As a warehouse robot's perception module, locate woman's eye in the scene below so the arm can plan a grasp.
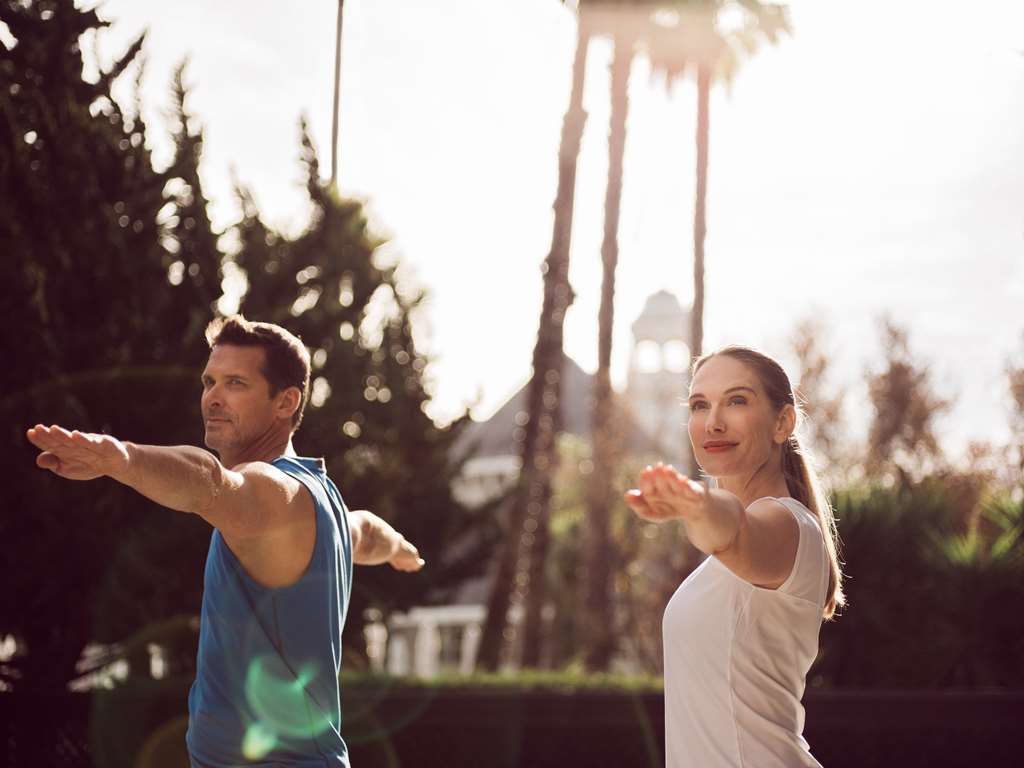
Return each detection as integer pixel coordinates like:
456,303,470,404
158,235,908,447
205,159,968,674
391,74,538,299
690,402,708,411
729,397,747,405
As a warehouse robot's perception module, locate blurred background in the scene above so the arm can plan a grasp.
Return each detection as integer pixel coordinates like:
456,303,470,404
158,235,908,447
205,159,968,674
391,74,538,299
2,0,1023,766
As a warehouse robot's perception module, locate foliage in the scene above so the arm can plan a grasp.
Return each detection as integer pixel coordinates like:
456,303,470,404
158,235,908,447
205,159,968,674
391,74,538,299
865,320,950,482
542,435,687,674
789,317,850,485
0,0,215,691
1005,335,1024,481
814,480,1024,688
0,0,496,691
232,122,500,659
339,667,664,693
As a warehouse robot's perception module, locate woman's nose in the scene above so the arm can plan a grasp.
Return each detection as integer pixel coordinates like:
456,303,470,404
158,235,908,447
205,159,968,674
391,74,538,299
706,405,726,433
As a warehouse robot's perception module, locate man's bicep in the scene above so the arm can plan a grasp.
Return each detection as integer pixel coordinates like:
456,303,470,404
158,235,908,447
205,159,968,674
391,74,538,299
347,509,364,554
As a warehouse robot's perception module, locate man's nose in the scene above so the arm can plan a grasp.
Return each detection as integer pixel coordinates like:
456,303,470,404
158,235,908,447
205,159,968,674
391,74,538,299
203,386,223,408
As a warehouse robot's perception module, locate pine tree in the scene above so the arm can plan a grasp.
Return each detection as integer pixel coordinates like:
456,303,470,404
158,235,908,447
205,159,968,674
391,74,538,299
235,121,498,660
0,0,221,690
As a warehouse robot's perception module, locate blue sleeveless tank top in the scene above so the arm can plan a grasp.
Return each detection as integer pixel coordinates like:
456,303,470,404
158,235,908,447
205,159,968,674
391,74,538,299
186,456,353,767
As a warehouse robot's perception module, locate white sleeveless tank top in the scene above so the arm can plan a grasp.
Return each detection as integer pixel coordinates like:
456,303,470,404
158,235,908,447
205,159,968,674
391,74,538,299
662,497,828,768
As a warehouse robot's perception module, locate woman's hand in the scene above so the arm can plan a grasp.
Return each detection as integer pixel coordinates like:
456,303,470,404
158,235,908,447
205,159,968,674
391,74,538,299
624,463,708,523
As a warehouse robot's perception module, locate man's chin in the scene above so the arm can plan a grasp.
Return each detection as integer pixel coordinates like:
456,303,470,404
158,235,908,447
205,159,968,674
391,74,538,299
203,431,227,452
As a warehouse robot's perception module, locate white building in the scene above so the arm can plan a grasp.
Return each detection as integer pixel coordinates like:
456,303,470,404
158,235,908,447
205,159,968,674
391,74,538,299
371,291,693,676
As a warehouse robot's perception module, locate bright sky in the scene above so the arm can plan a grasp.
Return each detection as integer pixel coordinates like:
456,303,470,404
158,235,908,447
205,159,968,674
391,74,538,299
82,0,1024,457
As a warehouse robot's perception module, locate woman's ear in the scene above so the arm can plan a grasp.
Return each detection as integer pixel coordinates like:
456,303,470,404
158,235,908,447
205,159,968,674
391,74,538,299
775,404,797,445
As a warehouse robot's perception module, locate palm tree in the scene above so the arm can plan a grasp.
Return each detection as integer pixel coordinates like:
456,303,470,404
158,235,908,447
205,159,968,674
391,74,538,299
575,4,644,671
330,0,345,190
477,9,594,672
643,0,790,477
572,1,790,668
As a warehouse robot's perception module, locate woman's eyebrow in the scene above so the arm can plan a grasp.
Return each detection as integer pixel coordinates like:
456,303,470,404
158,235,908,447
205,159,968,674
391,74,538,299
688,386,757,400
725,386,756,396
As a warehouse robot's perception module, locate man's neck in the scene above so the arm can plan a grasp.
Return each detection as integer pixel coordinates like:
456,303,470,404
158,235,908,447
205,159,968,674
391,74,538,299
219,424,295,469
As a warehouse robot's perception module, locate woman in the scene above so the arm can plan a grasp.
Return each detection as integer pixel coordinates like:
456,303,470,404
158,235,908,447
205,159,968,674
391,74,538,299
625,346,844,768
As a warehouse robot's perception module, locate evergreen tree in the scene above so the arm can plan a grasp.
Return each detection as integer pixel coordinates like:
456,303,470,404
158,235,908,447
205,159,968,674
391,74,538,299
89,60,225,679
235,121,499,660
0,0,221,690
1,0,492,696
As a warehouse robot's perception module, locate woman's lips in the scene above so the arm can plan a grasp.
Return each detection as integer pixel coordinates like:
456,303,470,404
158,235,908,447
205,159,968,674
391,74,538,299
704,442,737,453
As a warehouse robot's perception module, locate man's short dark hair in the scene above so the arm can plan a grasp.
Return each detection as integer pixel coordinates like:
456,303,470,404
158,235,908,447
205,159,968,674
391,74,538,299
205,315,311,429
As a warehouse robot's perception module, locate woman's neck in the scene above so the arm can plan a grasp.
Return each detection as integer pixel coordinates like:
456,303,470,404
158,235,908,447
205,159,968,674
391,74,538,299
715,456,790,508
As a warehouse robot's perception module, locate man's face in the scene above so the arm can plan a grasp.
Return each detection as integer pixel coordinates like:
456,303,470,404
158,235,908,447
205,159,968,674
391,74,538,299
200,344,279,454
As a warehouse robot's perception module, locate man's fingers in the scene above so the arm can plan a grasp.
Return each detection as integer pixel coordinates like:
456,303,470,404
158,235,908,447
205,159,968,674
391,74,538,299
27,425,72,452
391,540,425,572
393,554,425,572
26,426,54,450
36,452,60,471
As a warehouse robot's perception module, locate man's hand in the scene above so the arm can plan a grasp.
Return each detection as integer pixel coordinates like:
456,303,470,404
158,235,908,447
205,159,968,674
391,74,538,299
388,538,425,573
624,463,708,523
349,509,426,571
26,424,130,481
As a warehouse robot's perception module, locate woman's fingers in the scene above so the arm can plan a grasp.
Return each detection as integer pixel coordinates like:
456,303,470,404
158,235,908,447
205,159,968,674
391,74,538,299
650,467,676,498
624,489,646,510
638,468,657,498
624,490,662,521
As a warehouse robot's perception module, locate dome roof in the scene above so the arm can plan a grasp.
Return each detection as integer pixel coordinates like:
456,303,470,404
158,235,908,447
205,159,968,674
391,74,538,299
640,290,685,319
631,290,690,341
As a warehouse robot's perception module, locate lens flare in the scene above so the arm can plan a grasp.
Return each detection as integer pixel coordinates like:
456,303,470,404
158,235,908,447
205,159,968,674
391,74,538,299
242,721,278,760
245,654,333,739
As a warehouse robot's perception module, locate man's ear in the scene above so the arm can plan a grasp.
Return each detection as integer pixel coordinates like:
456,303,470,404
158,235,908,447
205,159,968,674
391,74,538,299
775,404,797,445
275,386,302,422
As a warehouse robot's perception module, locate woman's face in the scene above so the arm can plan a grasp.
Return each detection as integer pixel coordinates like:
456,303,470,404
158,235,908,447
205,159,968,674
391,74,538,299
687,355,791,478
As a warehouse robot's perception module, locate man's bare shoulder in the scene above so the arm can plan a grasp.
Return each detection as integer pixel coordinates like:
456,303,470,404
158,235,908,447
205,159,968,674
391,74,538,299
232,460,295,487
217,461,313,539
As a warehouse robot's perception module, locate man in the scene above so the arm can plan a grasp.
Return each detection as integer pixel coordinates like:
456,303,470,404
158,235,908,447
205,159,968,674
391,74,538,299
26,315,423,766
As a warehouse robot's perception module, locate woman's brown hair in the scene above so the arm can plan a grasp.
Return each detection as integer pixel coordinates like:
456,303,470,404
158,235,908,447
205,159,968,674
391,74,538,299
693,345,845,619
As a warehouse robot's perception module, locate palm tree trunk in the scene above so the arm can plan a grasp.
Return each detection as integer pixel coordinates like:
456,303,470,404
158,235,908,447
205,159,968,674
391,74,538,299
330,0,344,190
476,17,591,672
687,62,710,480
583,34,633,673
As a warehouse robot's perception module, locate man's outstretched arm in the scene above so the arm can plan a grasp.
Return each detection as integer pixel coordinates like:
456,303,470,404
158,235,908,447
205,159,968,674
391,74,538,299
349,509,425,571
25,424,299,539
